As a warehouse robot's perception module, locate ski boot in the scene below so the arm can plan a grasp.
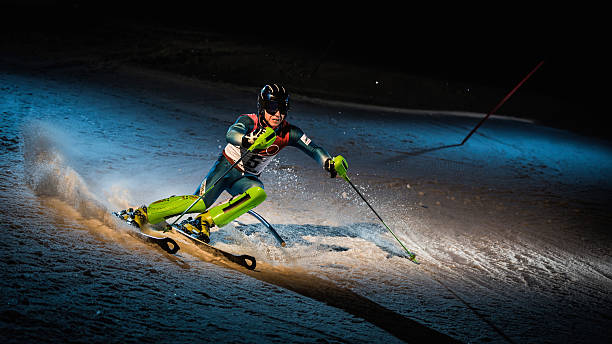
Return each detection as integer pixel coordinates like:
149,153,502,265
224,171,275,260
178,214,211,243
113,205,148,228
175,186,267,243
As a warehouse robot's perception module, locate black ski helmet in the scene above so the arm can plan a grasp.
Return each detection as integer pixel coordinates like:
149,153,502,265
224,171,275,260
257,84,289,121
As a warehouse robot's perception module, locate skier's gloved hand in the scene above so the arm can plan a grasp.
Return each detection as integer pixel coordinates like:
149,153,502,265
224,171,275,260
324,155,348,179
324,158,337,178
241,127,264,147
242,127,276,151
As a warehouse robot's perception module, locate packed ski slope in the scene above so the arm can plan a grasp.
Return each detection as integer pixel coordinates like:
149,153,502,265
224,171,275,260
1,65,611,343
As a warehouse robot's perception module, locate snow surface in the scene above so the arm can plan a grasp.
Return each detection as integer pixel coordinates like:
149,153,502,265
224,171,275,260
1,65,611,343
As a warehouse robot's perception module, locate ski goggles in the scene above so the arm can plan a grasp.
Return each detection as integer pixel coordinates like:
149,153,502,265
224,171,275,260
262,100,288,115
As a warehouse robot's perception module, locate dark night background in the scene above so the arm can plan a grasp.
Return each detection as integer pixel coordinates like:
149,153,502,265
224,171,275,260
2,2,612,344
1,1,607,140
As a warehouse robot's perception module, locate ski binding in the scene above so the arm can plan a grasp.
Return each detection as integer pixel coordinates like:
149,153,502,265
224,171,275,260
170,218,256,270
112,209,179,254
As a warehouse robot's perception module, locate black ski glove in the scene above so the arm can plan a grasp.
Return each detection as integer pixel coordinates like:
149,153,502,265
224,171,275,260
324,158,337,178
241,127,266,148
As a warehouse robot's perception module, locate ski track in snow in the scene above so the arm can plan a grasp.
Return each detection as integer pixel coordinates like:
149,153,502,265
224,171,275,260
1,66,611,343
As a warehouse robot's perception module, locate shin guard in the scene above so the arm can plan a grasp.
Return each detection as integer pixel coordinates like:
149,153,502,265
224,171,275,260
146,195,208,224
197,187,266,228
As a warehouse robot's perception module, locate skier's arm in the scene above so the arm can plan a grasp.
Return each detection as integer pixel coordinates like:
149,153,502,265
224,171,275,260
226,116,255,146
289,126,332,168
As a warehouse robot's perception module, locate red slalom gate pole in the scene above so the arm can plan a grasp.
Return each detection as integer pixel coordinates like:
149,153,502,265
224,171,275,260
460,60,545,145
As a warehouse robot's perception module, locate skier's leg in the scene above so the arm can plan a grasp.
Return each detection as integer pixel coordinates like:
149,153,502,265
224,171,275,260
145,195,208,225
186,177,265,242
118,200,199,229
195,184,266,229
228,175,264,197
193,155,243,209
136,156,238,226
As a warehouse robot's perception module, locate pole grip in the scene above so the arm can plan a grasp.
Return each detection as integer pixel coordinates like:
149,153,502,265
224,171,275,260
332,155,350,182
248,127,276,151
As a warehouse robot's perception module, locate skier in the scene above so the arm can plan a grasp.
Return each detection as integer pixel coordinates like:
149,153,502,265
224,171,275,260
118,84,347,243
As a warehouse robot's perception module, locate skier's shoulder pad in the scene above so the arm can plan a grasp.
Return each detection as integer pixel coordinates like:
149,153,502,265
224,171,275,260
231,114,257,132
237,113,257,125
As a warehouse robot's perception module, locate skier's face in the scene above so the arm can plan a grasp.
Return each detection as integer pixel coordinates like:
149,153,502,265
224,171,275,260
264,109,284,128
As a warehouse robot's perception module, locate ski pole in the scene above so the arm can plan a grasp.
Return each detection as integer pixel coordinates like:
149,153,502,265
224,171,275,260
169,127,276,227
332,156,419,264
248,210,286,247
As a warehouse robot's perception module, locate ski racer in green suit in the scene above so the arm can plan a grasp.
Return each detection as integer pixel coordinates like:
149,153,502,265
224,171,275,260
120,84,347,243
